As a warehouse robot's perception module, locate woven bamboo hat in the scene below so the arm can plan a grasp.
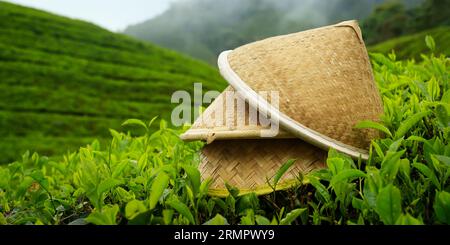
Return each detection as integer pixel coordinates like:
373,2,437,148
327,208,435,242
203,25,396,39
217,20,383,160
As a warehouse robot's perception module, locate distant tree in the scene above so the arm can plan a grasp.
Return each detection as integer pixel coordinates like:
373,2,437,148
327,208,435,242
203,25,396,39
362,0,449,45
414,0,450,31
362,1,410,45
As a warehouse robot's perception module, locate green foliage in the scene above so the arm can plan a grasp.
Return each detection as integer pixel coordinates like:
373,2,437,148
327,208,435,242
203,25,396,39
303,38,449,225
85,205,120,225
375,184,402,225
0,116,317,225
355,120,392,137
272,159,296,189
0,43,448,224
279,208,306,225
149,172,169,210
203,214,228,225
433,191,450,224
0,2,226,163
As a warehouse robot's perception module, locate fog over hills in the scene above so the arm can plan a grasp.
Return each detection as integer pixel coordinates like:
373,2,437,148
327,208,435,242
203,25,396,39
124,0,423,63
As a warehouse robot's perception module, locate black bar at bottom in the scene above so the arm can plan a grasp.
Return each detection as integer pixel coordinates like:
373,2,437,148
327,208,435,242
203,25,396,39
0,225,447,244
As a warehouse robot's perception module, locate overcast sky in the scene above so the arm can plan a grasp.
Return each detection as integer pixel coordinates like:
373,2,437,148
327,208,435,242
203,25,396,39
4,0,175,32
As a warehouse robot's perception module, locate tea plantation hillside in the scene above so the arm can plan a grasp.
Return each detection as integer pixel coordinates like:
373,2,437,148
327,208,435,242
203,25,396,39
369,26,450,60
0,1,227,164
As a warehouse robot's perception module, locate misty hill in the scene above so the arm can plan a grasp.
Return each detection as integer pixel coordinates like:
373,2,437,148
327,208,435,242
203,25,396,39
124,0,423,64
0,1,226,163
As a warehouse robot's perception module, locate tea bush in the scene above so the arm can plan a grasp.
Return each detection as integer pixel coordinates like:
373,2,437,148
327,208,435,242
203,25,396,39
0,37,448,225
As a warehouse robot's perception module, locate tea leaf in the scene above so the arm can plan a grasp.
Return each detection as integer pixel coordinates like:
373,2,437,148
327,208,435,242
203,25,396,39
97,178,122,197
280,208,306,225
435,105,449,127
148,116,159,128
149,172,170,210
166,198,195,224
375,184,402,225
162,209,174,225
355,120,392,137
399,159,411,179
182,165,201,195
203,214,228,225
395,111,429,139
425,35,435,52
30,170,49,190
85,205,119,225
122,119,148,130
413,162,441,190
273,159,296,187
433,191,450,224
309,177,331,203
427,77,440,101
331,169,366,186
125,200,147,220
381,150,405,182
433,155,450,167
395,214,423,225
255,215,271,225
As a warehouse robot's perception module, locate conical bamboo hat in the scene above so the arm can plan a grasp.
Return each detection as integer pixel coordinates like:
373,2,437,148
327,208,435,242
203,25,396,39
217,20,383,159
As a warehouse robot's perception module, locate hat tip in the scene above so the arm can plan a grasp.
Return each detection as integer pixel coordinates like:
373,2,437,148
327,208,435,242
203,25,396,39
334,20,363,43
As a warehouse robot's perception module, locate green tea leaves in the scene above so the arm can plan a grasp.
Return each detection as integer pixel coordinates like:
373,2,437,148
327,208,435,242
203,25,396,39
85,205,119,225
425,35,435,52
30,170,49,191
375,184,402,225
309,177,331,203
97,178,122,198
395,111,429,139
395,214,423,225
125,199,147,220
166,198,195,225
203,214,229,225
413,162,441,190
182,165,201,195
149,172,170,210
273,159,296,188
355,120,392,137
280,208,306,225
122,119,148,131
331,169,366,186
433,191,450,224
433,155,450,167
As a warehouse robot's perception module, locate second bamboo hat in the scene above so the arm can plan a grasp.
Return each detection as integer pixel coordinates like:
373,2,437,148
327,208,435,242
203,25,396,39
217,20,383,159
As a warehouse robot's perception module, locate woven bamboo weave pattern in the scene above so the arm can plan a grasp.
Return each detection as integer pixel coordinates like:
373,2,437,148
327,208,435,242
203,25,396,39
200,139,326,190
227,21,383,151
